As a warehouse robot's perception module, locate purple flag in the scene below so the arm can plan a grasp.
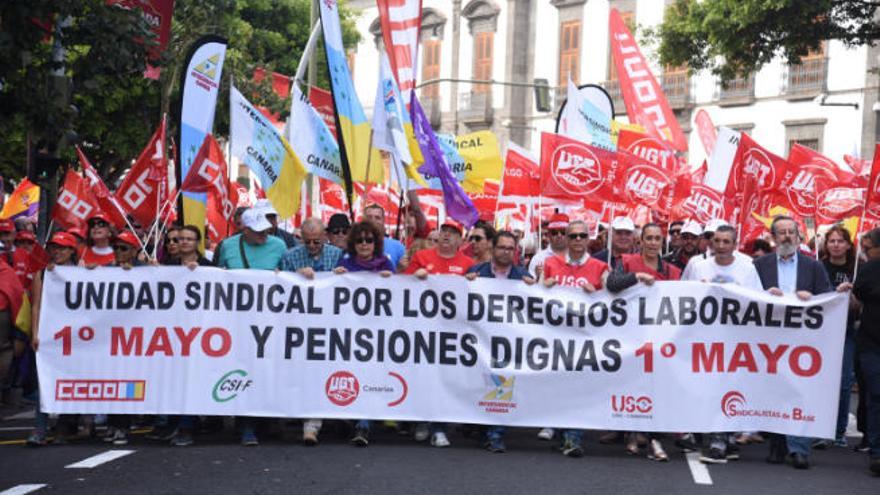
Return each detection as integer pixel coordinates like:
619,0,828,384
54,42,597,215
410,93,478,227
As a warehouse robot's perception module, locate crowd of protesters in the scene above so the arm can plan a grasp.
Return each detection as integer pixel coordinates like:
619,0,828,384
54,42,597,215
0,201,878,476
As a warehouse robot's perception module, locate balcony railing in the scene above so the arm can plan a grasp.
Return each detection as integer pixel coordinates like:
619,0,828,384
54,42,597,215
458,91,493,126
715,75,755,106
602,80,626,116
661,72,690,109
784,57,827,98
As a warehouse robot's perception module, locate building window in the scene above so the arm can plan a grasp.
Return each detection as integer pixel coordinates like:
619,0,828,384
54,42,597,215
785,44,827,97
559,20,581,86
783,118,827,153
421,40,441,98
473,31,493,93
716,75,755,106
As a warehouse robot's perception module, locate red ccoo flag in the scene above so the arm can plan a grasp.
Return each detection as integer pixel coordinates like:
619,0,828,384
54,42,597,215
52,169,101,230
115,120,168,227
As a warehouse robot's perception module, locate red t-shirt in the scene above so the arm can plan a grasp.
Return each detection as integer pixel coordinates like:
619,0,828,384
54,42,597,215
543,253,609,289
11,249,33,290
404,248,475,276
621,254,681,281
81,246,116,267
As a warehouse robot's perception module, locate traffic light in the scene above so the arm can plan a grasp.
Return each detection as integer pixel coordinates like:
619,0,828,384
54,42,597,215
534,78,552,112
27,152,65,187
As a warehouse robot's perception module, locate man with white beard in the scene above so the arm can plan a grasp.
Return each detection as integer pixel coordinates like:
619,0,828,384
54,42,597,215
753,216,833,470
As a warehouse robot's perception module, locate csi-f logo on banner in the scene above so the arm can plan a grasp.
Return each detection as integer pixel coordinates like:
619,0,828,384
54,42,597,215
212,369,252,403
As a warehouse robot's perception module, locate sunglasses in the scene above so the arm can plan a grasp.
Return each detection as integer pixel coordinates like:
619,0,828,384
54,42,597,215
549,230,566,236
90,220,109,228
669,230,682,236
469,235,485,242
568,233,589,240
328,228,349,235
166,237,179,244
355,237,375,245
303,239,323,245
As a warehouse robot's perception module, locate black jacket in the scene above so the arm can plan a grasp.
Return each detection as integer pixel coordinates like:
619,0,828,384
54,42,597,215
753,252,832,294
853,258,880,350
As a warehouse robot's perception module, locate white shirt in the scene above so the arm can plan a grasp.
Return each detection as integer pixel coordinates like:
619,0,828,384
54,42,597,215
682,254,763,291
528,247,564,277
681,250,749,281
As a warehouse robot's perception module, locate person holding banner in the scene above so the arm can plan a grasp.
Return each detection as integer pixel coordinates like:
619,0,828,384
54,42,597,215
326,214,351,250
26,232,78,447
332,220,395,447
172,226,212,269
254,199,298,249
404,220,474,447
816,225,860,450
80,214,117,267
683,225,762,464
541,220,610,458
465,231,535,453
594,217,637,270
215,208,286,446
754,216,833,470
279,218,343,446
853,227,880,475
467,222,495,264
528,213,569,280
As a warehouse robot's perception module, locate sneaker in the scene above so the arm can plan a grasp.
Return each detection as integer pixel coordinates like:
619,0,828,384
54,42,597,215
486,437,506,453
351,428,369,447
146,424,177,441
833,437,848,448
537,428,555,441
625,436,640,455
102,427,117,443
855,439,870,452
634,433,649,447
241,431,259,446
726,443,741,461
430,432,450,448
561,439,584,458
414,423,430,442
302,429,319,446
171,430,194,447
675,433,700,453
699,447,728,464
648,439,669,462
26,431,48,447
111,429,129,446
812,439,832,450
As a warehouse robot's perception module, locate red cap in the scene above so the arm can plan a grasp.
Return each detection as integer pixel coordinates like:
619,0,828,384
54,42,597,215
14,231,36,242
547,213,570,230
67,227,86,240
114,231,140,248
440,220,463,235
48,232,78,249
0,219,13,232
87,212,112,225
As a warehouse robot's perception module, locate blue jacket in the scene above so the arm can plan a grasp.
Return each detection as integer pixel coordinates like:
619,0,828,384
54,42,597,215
753,252,832,294
467,262,530,280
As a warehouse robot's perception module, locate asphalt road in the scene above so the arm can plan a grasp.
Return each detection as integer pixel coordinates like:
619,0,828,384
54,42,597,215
0,406,877,494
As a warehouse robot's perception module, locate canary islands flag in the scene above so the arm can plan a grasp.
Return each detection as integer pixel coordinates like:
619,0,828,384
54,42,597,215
319,0,373,191
0,178,39,220
230,85,308,219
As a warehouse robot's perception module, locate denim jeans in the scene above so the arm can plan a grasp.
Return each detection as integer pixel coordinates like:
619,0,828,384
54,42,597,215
859,348,880,459
836,328,857,440
486,425,505,440
563,429,583,444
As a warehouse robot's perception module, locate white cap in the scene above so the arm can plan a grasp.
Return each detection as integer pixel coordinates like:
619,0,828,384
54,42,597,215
254,199,279,217
610,216,635,231
704,219,730,234
680,220,703,237
242,208,272,232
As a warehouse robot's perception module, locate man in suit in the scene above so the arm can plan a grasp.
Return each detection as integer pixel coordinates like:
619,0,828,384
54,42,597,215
754,216,833,470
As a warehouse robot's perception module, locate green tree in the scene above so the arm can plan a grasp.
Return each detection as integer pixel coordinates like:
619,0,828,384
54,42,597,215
652,0,880,82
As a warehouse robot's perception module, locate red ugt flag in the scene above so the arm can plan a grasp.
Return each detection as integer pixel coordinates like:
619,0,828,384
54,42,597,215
540,132,618,202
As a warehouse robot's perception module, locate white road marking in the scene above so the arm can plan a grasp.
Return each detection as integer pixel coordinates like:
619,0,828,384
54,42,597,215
0,484,48,495
65,450,135,469
685,452,713,485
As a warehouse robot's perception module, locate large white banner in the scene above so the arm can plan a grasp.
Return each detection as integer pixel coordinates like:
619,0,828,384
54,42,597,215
37,267,846,437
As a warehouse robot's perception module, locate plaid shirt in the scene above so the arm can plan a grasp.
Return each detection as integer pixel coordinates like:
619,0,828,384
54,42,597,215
280,244,343,272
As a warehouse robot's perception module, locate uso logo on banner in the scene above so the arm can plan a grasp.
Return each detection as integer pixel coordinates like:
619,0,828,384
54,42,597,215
550,142,605,196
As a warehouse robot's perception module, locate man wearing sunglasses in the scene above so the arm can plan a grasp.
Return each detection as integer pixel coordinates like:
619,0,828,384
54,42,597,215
528,213,569,280
326,213,351,250
664,220,703,271
281,218,343,280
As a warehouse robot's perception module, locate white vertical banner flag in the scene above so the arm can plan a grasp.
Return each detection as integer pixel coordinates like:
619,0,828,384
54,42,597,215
287,84,345,185
703,127,741,192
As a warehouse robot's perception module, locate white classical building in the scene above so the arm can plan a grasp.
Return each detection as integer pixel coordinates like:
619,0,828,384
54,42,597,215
347,0,877,167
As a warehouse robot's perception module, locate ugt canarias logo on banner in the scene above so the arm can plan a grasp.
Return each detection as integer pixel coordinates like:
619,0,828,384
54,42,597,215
540,132,617,201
